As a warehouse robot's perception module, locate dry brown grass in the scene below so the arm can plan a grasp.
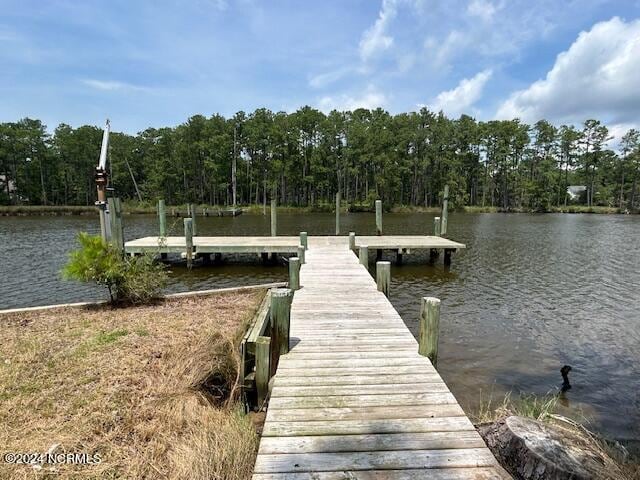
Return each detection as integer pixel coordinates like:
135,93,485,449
0,290,265,479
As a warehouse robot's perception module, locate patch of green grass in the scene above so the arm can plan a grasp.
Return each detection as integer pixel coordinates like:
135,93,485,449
94,329,129,345
473,390,558,423
135,327,150,337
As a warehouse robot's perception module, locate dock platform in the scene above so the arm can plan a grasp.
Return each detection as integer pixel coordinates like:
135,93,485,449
252,244,504,479
124,235,465,256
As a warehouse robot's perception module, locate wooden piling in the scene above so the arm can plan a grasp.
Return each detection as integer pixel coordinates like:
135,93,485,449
441,185,449,237
349,232,356,251
184,218,193,268
190,204,197,236
271,288,293,357
271,200,277,236
335,191,341,235
359,245,369,267
255,335,271,408
375,199,383,235
444,248,453,266
108,197,124,255
376,261,391,297
300,232,308,250
297,245,305,264
289,257,300,290
158,199,166,237
418,297,441,368
434,216,441,237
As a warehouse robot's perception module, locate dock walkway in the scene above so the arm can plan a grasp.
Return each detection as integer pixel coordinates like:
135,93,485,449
253,244,504,479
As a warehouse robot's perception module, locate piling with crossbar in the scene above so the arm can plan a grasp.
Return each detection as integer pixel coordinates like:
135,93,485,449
255,335,271,408
271,288,293,357
375,200,383,236
359,245,369,267
418,297,441,368
434,216,441,237
349,232,356,251
441,185,449,237
271,200,277,236
184,218,193,268
335,191,341,235
289,257,300,290
108,197,124,255
158,199,166,237
297,245,305,264
300,232,308,250
376,261,391,297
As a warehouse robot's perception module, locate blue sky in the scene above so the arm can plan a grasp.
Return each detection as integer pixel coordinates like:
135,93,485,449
2,0,640,136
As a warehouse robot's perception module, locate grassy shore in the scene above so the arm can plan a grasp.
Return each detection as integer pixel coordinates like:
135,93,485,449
1,202,634,216
0,290,265,479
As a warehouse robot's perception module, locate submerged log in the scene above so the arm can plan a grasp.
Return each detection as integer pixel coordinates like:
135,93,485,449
478,416,624,480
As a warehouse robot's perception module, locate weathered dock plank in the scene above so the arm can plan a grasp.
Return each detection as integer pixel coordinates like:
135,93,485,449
253,243,503,479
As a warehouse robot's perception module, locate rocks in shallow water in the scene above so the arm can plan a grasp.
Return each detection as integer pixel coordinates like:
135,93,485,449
478,416,625,480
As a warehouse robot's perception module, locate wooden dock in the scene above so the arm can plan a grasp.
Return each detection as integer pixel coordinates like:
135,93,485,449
124,235,465,257
253,244,505,479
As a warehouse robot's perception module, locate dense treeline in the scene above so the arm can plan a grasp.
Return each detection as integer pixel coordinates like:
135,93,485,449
1,108,639,211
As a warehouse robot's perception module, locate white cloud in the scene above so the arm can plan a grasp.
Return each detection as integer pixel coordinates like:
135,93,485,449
309,68,352,89
429,69,492,117
359,0,398,61
318,86,388,112
81,79,146,91
467,0,497,22
496,17,640,125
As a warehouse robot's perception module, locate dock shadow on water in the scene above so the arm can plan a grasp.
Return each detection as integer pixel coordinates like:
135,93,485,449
1,211,639,452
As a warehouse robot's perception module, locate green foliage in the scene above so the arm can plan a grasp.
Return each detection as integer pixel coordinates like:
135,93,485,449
2,111,640,212
62,233,168,304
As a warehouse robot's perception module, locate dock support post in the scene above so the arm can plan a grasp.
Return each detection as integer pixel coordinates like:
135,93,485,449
289,257,300,290
375,199,383,236
108,197,124,256
271,200,277,236
349,232,356,251
189,204,197,236
300,232,308,250
434,216,441,237
397,249,403,265
441,185,449,237
261,252,269,264
255,335,271,408
158,199,166,237
444,248,453,266
271,288,293,358
359,245,369,267
335,191,341,235
297,245,305,264
430,249,439,262
418,297,441,368
376,261,391,297
184,218,193,268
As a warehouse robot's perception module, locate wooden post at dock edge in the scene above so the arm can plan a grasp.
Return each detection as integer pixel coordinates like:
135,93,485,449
190,203,197,236
434,216,441,237
108,197,124,256
376,261,391,297
335,191,341,235
255,335,271,409
441,185,449,237
271,288,293,359
349,232,356,251
375,199,383,236
158,199,166,237
359,245,369,267
271,200,277,236
418,297,440,368
289,257,300,290
444,248,453,266
297,245,305,264
300,232,308,250
184,218,193,268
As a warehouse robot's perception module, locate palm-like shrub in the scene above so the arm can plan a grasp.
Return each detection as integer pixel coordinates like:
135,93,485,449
63,233,168,304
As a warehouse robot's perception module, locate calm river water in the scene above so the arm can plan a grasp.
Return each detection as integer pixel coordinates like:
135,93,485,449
1,212,638,448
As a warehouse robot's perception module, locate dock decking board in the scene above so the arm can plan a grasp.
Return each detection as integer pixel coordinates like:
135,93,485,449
253,244,504,479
